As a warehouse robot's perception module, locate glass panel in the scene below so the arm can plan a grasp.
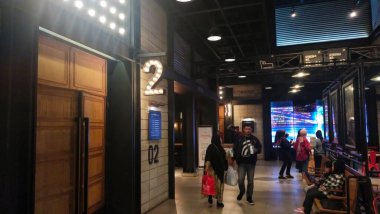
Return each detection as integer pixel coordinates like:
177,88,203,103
331,92,339,144
344,83,356,148
323,98,329,141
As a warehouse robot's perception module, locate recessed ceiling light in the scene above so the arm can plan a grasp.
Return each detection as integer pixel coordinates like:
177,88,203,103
225,58,235,62
265,86,272,90
220,96,223,99
349,10,357,18
110,7,117,14
119,0,125,4
99,16,107,24
119,28,125,35
74,0,83,9
371,75,380,81
207,35,222,41
88,9,96,17
365,87,370,90
292,71,310,78
177,0,192,2
290,8,296,17
119,13,125,20
100,0,107,8
238,75,246,78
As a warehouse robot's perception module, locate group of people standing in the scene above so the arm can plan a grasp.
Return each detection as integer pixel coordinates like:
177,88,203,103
203,124,262,208
276,129,326,179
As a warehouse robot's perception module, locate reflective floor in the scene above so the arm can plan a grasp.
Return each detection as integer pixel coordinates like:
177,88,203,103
148,161,306,214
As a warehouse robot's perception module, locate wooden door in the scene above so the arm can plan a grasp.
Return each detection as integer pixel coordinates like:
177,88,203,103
82,93,105,213
35,86,79,214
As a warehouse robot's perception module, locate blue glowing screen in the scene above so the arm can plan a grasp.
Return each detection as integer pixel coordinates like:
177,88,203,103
271,101,324,142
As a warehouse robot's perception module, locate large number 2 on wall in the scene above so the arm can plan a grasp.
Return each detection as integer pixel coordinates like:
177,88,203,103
148,145,159,165
143,60,166,96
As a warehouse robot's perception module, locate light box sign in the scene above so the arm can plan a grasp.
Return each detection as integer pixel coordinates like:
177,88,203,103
303,50,323,67
326,48,347,64
149,110,161,140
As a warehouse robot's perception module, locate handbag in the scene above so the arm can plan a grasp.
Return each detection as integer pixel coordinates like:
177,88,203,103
225,166,238,186
201,172,216,196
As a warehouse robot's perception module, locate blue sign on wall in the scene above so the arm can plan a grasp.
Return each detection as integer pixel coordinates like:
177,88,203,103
149,110,161,140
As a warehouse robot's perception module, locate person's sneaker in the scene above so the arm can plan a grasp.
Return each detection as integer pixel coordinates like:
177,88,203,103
286,175,294,179
278,175,286,179
216,202,224,208
237,193,244,201
247,198,255,205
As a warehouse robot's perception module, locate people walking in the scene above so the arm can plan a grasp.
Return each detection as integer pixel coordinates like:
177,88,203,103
204,134,228,208
233,124,262,205
275,130,294,179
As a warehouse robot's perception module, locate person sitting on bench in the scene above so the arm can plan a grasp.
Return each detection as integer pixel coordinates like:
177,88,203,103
304,161,332,192
295,159,345,214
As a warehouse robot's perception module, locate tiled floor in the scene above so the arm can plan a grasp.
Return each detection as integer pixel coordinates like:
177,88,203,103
148,161,307,214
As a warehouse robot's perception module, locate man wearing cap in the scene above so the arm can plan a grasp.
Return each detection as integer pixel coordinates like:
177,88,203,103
232,124,262,205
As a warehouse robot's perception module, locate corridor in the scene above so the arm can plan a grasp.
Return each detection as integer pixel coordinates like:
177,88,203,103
148,161,305,214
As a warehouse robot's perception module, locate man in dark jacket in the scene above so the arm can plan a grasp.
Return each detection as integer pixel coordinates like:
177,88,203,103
233,124,262,205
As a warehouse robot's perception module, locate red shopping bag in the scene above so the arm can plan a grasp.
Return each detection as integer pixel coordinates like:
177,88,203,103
201,172,216,196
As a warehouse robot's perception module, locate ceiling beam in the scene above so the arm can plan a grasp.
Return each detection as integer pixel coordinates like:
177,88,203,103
177,2,263,17
214,0,245,57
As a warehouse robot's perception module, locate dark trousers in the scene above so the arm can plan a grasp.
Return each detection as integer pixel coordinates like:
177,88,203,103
303,187,326,214
314,155,322,170
237,163,256,199
279,152,292,176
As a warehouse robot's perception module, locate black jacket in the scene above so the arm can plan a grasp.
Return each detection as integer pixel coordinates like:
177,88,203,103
233,135,262,165
205,143,227,182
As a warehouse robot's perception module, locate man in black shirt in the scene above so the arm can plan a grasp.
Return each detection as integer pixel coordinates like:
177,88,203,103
233,124,262,205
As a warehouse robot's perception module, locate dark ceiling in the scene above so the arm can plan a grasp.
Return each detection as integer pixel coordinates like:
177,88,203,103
159,0,376,96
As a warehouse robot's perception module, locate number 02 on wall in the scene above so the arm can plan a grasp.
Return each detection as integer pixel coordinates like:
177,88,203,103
143,60,166,96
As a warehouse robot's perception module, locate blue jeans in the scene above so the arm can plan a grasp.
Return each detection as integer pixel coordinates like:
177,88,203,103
237,163,256,199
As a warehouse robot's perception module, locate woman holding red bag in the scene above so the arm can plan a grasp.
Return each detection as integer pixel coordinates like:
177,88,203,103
294,129,311,173
203,134,228,208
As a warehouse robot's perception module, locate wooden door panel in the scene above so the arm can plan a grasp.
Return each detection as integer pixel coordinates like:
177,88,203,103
88,152,104,179
88,179,104,212
71,48,106,96
38,36,70,88
83,95,105,123
82,93,105,213
35,194,72,214
35,86,78,214
88,125,104,151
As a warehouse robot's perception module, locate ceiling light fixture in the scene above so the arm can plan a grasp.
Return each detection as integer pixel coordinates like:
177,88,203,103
349,10,357,18
88,9,96,17
265,86,272,90
290,7,296,18
109,22,116,30
110,7,117,14
99,16,107,24
119,28,125,35
74,0,83,9
292,71,310,78
289,89,300,94
176,0,193,2
371,75,380,82
119,13,125,20
238,75,246,78
207,27,222,41
100,0,107,8
225,58,235,62
119,0,125,4
290,83,304,89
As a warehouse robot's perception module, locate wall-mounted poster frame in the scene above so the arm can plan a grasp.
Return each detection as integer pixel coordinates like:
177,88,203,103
330,89,341,145
342,79,357,149
322,95,330,142
197,126,213,168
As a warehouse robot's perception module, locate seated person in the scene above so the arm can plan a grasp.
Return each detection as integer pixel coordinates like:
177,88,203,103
304,161,332,192
294,159,345,214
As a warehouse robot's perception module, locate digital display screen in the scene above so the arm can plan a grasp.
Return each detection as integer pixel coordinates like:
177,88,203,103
271,101,324,142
